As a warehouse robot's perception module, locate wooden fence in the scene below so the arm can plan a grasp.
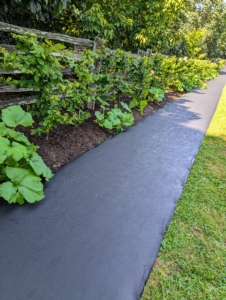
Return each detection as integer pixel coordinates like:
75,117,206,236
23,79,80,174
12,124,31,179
0,21,152,109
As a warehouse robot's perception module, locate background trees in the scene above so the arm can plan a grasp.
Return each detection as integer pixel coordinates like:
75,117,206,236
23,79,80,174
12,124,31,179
174,0,226,58
0,0,226,58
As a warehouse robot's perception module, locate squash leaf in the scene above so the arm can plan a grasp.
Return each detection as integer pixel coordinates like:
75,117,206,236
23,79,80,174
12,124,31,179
5,167,45,203
0,182,24,204
7,129,30,145
29,153,53,181
0,122,7,136
2,105,34,128
0,137,27,161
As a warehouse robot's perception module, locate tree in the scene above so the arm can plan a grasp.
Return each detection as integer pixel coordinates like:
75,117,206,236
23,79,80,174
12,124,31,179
0,0,73,43
1,0,71,22
1,0,226,58
176,0,226,58
49,0,185,51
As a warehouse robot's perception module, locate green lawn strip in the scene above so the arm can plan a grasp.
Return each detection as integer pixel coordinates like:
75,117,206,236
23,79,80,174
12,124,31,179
142,86,226,300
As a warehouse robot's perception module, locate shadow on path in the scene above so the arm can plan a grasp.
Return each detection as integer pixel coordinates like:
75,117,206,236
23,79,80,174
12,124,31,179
0,68,226,300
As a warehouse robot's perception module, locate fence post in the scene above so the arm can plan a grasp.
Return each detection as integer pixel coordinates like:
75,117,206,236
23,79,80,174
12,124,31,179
146,49,152,57
137,50,145,56
87,37,104,110
137,49,152,57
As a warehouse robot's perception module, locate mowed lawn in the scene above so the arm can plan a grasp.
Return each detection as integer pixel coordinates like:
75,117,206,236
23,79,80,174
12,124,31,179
142,86,226,300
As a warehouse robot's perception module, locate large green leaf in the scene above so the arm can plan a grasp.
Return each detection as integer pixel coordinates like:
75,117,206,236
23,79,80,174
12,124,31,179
0,137,7,164
103,119,113,129
0,122,7,136
24,143,39,156
5,157,19,167
108,114,120,126
121,101,131,112
0,182,19,204
0,136,9,148
29,153,53,181
5,167,44,203
10,142,28,161
7,128,30,145
0,182,24,204
2,105,34,128
129,99,139,109
0,137,27,161
0,153,7,164
122,113,134,126
95,111,104,121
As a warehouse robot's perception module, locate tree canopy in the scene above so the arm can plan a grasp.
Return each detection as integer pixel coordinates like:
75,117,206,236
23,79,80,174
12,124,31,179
0,0,226,58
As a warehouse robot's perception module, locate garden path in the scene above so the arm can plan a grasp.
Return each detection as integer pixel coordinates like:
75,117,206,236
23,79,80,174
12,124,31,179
1,68,226,300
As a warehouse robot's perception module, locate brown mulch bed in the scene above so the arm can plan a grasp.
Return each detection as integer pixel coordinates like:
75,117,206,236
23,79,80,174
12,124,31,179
2,92,182,171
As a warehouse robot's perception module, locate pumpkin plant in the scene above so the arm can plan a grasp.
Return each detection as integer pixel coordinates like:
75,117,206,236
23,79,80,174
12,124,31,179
0,105,53,204
95,102,134,131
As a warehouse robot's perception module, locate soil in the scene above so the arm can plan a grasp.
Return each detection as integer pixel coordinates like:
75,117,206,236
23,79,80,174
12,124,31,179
2,92,182,171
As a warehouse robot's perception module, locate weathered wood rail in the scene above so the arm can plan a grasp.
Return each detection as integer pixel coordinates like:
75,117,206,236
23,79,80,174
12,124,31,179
0,96,37,108
0,22,152,109
0,22,93,50
0,21,99,109
0,44,82,62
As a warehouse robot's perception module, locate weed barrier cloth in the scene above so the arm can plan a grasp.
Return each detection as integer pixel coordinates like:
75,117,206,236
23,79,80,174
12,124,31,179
1,68,226,300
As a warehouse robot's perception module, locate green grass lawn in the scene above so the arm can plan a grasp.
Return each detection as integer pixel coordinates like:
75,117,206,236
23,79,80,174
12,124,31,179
142,86,226,300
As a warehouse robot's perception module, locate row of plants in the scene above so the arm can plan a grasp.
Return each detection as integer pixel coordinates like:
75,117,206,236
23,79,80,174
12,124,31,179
0,33,225,205
1,33,225,134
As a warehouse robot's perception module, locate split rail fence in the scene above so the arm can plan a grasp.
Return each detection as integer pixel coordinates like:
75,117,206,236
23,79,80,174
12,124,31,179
0,21,152,109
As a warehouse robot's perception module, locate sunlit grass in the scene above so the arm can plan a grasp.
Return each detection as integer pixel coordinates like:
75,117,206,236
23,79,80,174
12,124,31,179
142,86,226,300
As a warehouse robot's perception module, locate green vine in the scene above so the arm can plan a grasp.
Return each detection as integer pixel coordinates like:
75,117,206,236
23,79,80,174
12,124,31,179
0,33,225,134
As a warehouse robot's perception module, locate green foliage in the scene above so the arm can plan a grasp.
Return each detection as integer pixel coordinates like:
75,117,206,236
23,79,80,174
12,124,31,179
70,0,226,58
0,0,73,44
0,33,224,204
0,105,53,204
173,0,226,59
1,0,226,59
95,102,134,131
1,0,71,22
159,56,223,92
57,0,184,52
95,50,164,116
129,86,165,115
185,29,207,58
1,33,224,136
149,87,165,102
1,33,91,135
1,0,184,53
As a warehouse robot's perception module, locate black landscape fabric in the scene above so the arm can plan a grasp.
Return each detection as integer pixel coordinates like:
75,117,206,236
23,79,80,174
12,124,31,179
1,68,226,300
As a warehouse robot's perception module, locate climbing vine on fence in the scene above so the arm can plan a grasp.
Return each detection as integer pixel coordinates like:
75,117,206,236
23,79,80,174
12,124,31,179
1,34,94,135
0,32,225,134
